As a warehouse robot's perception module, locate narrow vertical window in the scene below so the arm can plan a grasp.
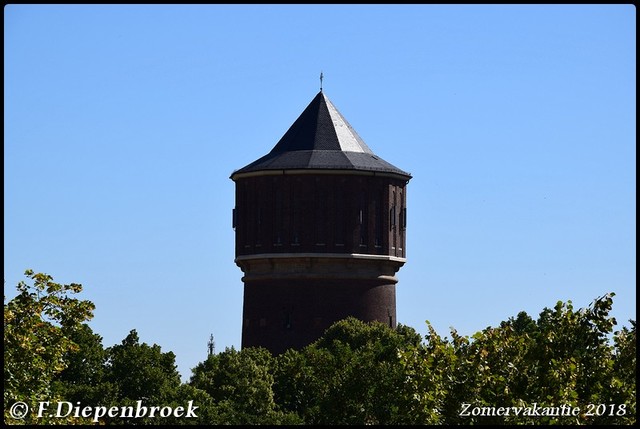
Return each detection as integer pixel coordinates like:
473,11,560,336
274,184,283,246
401,207,407,230
399,190,403,230
390,190,396,251
390,190,396,230
316,181,326,246
399,190,405,256
389,205,396,229
256,206,262,246
374,192,383,247
232,208,237,230
291,184,299,245
243,183,251,248
334,188,345,246
284,312,292,329
359,191,368,247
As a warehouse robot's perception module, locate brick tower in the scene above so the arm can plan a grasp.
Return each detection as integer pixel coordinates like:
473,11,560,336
230,90,411,355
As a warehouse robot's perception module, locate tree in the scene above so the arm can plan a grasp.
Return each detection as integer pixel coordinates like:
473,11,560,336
611,319,636,421
397,320,458,424
50,325,202,425
103,329,182,424
8,269,633,426
51,323,115,410
398,292,636,425
274,318,428,424
4,269,95,425
190,346,301,424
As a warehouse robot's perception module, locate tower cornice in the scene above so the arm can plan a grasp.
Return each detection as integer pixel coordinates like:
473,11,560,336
235,252,407,264
230,166,411,182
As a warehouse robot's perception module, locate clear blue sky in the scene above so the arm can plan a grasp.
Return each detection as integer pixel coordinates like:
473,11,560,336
5,4,636,381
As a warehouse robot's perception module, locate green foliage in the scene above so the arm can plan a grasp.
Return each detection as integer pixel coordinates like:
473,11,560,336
102,329,183,424
190,346,301,424
400,293,636,425
5,269,635,425
51,323,113,408
397,321,458,424
611,320,636,421
274,318,428,424
51,326,192,424
4,270,95,424
49,325,201,425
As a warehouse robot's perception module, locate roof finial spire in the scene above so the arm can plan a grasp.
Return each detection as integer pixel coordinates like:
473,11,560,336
320,71,323,92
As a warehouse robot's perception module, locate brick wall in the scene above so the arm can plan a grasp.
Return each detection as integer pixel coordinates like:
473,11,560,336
234,173,408,258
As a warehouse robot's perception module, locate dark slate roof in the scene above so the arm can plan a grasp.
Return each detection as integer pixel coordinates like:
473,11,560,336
231,91,411,180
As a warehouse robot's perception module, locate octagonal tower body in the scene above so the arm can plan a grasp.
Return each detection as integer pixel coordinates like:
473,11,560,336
231,91,411,355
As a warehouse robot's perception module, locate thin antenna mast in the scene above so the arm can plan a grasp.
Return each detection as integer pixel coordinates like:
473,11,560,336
207,333,215,356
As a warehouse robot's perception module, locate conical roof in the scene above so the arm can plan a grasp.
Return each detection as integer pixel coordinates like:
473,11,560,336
231,91,411,180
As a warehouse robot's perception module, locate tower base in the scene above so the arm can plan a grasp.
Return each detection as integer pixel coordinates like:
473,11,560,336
236,253,405,355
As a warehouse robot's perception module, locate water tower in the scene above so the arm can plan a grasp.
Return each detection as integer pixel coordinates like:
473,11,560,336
231,89,411,354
